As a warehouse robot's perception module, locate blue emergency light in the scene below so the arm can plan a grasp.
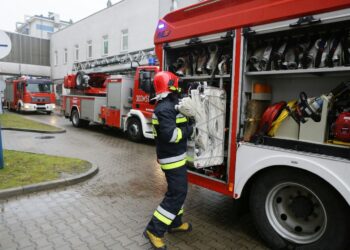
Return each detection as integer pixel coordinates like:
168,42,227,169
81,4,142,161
158,23,165,29
148,57,156,66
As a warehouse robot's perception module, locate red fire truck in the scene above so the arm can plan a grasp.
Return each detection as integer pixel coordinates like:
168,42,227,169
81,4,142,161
154,0,350,249
62,66,159,141
4,76,56,114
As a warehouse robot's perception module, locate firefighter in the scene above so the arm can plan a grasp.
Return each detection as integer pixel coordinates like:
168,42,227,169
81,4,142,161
144,71,194,250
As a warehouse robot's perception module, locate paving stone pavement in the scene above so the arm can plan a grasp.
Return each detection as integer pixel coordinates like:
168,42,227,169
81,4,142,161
1,113,268,250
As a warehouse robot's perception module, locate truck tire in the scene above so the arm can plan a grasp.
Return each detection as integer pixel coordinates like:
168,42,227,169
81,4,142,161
71,109,89,127
75,71,87,89
250,168,350,250
16,103,22,113
127,117,143,142
46,111,52,115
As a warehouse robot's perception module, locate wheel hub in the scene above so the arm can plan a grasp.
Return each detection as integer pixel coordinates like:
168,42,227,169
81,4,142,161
130,124,139,136
265,182,327,244
290,195,314,218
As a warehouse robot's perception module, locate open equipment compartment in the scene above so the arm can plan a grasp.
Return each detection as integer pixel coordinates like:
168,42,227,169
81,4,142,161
163,31,235,181
240,13,350,160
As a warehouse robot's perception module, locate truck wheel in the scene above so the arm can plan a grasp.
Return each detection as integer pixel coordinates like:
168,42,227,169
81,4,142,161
71,109,89,127
46,111,52,115
127,117,143,142
17,103,22,113
250,168,350,250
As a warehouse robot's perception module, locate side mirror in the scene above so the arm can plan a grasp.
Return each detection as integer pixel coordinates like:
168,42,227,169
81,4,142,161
141,71,151,80
140,71,152,93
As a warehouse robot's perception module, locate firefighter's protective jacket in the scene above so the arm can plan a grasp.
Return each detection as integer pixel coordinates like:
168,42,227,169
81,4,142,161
152,95,193,170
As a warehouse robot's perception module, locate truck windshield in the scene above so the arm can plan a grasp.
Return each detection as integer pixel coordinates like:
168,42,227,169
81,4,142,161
26,83,52,93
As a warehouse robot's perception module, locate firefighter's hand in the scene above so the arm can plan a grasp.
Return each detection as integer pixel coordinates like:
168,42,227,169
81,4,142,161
176,97,196,118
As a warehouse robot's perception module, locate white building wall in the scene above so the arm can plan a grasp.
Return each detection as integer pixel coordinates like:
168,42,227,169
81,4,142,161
51,0,160,81
51,0,200,82
159,0,201,14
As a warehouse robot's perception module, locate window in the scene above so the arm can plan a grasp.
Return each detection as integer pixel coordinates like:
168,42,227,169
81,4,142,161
87,40,92,59
102,35,108,56
36,24,54,32
121,29,128,52
74,45,79,61
26,83,52,93
64,48,68,64
54,51,58,66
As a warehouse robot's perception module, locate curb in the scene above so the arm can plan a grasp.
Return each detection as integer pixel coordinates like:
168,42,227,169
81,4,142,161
2,127,66,134
0,165,99,199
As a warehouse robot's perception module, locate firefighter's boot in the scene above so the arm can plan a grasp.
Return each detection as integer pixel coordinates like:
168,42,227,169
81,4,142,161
168,222,192,233
143,230,167,250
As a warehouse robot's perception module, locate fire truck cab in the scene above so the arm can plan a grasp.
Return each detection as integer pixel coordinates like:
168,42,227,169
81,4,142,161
154,0,350,249
5,76,56,114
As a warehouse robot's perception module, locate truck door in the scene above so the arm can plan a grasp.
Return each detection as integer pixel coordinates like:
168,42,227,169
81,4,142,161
133,70,156,118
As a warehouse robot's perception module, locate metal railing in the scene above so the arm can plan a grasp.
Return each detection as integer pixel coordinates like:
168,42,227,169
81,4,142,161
72,48,157,74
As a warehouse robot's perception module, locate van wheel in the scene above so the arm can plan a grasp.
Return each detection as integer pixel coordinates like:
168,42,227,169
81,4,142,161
71,109,89,127
250,168,350,250
127,117,143,142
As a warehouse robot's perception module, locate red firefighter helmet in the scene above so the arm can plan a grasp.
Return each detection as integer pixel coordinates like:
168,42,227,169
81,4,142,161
153,71,179,100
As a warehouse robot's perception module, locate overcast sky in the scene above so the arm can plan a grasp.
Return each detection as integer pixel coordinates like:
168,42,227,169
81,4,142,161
0,0,121,32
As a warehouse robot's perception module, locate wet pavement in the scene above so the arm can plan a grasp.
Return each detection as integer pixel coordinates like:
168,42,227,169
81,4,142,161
1,112,267,250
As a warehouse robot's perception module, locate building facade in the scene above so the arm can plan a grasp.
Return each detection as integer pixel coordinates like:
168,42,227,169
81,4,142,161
50,0,200,91
0,30,50,77
0,30,51,94
16,12,72,39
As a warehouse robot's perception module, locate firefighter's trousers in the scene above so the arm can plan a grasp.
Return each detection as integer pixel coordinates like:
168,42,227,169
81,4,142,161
146,164,188,237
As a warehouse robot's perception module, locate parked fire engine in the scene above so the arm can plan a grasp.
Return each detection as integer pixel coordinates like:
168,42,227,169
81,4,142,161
4,76,56,114
154,0,350,249
62,66,159,141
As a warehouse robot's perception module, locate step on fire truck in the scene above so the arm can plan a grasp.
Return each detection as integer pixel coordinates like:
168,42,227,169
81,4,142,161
62,66,159,141
154,0,350,249
4,76,56,114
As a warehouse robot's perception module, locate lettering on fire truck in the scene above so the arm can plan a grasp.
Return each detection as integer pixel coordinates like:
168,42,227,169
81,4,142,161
136,95,149,103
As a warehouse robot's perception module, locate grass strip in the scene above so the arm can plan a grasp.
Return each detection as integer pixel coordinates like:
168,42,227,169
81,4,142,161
0,150,91,189
0,113,62,132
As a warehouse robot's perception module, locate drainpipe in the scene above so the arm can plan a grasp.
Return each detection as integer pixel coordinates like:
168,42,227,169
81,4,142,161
170,0,178,11
0,127,3,169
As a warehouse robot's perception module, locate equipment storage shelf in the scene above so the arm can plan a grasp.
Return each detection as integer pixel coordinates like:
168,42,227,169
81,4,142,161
245,66,350,77
240,13,350,160
162,31,235,181
181,74,231,80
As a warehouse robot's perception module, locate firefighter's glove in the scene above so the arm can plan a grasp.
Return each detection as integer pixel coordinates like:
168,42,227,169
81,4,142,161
176,97,196,118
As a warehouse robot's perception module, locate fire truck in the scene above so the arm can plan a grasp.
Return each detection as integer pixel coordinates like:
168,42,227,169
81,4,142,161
62,66,159,141
154,0,350,249
4,76,56,114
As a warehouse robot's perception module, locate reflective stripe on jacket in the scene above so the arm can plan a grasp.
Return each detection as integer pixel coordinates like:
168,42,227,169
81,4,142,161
152,96,193,170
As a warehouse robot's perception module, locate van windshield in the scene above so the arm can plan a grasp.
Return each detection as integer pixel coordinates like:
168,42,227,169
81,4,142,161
26,82,52,93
